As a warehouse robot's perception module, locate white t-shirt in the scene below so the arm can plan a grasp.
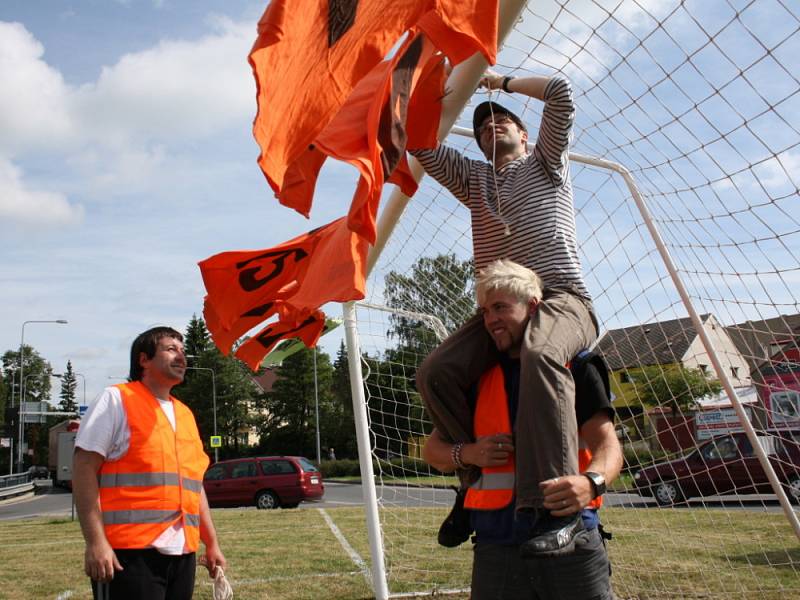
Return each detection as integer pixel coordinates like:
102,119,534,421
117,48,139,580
76,385,187,555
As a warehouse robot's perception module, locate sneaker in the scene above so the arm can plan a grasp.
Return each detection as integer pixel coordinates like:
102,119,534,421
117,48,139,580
519,512,584,558
438,487,472,548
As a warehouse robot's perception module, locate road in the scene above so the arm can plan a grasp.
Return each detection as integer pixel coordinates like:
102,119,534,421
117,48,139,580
0,481,787,521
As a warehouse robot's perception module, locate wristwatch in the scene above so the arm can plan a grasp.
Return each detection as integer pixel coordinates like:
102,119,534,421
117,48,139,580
584,471,606,498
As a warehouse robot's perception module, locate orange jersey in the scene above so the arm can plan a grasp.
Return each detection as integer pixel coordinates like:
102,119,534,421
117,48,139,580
249,0,497,199
201,217,367,368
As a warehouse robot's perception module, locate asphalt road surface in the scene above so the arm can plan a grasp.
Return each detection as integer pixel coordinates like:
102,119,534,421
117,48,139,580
0,481,788,522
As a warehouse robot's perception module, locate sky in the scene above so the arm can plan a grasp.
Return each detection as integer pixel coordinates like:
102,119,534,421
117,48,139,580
0,0,359,404
2,0,798,407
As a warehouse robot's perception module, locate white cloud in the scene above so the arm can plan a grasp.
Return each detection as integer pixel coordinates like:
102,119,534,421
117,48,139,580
72,16,254,146
0,21,75,155
0,16,258,225
0,158,84,227
67,144,169,195
756,150,800,191
1,17,254,154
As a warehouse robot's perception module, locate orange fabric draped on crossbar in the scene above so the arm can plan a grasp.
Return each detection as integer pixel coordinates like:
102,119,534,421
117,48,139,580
199,217,368,369
249,0,498,201
278,32,446,243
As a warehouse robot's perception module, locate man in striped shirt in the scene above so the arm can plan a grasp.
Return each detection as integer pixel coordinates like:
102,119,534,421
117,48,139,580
411,71,599,556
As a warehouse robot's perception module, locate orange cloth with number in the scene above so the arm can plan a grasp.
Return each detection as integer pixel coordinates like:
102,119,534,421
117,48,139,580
200,217,368,369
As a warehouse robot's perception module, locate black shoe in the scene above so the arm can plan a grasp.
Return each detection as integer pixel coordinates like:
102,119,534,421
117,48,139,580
438,487,472,548
519,512,584,558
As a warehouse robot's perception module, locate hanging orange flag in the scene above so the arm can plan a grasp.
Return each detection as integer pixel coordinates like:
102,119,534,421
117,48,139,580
234,310,326,371
277,32,446,243
249,0,498,200
204,297,280,356
200,217,368,357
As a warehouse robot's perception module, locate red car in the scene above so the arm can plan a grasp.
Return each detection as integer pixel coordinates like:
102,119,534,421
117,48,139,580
203,456,324,509
633,429,800,505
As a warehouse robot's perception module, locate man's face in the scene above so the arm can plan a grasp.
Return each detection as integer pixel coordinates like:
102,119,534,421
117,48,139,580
479,113,527,157
140,336,186,385
480,289,537,357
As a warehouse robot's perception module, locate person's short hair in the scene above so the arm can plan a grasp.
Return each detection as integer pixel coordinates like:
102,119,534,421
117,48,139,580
129,326,183,381
476,259,544,306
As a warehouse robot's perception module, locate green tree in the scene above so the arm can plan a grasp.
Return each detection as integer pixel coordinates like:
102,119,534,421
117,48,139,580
0,368,7,431
255,347,335,459
173,318,259,459
327,342,357,459
0,346,54,470
184,314,211,358
384,253,475,355
59,360,79,414
632,365,722,413
1,346,54,405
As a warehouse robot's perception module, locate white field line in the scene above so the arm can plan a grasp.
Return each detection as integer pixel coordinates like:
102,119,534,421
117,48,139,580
318,507,372,587
198,570,365,587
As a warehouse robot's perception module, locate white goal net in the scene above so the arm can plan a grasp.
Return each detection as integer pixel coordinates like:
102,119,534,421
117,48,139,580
347,0,800,598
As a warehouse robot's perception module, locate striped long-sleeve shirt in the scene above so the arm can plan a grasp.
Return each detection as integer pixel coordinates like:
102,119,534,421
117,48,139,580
412,76,589,299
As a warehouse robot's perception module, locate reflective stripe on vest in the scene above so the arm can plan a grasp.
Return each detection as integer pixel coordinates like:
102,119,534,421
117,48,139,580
465,365,515,510
99,472,204,493
464,364,604,511
99,381,210,551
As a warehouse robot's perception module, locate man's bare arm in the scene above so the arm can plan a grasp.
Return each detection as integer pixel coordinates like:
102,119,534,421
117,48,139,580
540,412,623,516
480,70,550,101
73,448,122,581
198,487,227,577
423,427,514,472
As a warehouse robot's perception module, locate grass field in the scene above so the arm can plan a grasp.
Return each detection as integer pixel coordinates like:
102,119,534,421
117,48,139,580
0,506,798,599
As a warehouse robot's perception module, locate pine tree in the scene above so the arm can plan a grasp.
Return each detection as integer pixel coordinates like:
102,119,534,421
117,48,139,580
174,316,258,458
330,342,358,458
184,314,211,359
59,360,79,413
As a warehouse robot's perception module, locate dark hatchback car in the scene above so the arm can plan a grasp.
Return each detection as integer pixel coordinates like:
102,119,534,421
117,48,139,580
203,456,324,509
634,429,800,506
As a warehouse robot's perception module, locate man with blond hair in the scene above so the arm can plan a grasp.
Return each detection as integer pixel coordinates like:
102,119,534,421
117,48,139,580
412,68,598,556
424,259,620,598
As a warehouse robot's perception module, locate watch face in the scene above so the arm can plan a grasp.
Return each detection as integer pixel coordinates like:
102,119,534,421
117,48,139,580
586,472,606,496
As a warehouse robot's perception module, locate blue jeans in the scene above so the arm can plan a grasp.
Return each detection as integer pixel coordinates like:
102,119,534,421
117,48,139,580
471,528,611,600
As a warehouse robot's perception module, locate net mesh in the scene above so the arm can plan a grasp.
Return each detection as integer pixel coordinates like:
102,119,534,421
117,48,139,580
353,1,800,597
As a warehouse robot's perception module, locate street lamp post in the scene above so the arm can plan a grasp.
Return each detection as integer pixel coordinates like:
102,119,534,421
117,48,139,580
19,372,62,473
185,362,218,463
313,348,321,465
17,319,67,473
74,372,87,409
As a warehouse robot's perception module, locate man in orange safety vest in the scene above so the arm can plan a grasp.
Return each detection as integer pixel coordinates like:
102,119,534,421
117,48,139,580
74,327,226,600
423,260,622,600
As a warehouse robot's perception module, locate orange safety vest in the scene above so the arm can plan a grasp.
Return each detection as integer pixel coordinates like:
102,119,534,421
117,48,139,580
98,382,210,551
464,364,604,511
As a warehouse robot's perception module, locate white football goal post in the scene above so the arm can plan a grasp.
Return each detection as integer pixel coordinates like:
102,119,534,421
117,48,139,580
343,0,800,598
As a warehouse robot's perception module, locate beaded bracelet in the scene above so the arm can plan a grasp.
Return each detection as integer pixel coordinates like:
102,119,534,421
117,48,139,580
451,442,466,469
